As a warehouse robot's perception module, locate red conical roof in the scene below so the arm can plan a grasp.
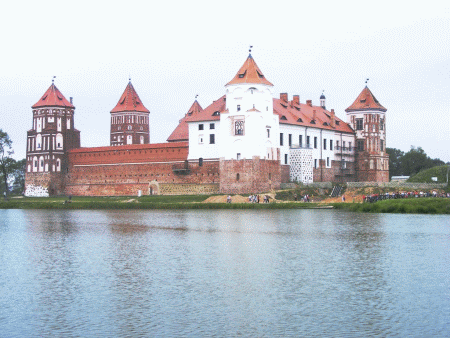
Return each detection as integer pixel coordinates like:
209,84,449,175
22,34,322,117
345,86,386,112
32,83,74,109
167,100,203,142
226,54,273,86
111,82,150,113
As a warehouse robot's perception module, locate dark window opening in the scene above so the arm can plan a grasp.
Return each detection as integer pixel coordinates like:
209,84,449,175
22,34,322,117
199,124,204,130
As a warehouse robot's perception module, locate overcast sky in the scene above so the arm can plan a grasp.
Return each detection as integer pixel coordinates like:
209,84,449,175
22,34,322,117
1,1,449,163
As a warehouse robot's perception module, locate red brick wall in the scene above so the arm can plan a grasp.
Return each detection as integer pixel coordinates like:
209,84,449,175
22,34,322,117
66,159,220,196
219,157,281,194
25,172,66,195
281,165,290,183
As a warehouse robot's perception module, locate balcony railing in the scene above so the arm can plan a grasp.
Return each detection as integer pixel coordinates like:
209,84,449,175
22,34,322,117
335,146,353,152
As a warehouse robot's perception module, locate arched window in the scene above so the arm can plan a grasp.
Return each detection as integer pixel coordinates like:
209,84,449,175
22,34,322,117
236,173,240,181
56,158,61,172
56,133,63,149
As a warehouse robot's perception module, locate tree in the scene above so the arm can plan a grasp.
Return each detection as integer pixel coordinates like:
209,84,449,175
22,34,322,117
386,147,404,178
0,129,25,196
400,146,441,177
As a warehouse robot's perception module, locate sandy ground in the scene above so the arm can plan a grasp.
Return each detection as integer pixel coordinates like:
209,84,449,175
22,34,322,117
203,193,276,203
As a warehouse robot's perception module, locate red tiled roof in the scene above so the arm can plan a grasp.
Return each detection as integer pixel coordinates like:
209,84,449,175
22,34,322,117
273,98,354,133
345,86,386,112
226,54,273,86
111,82,150,113
32,83,74,109
167,100,203,142
184,95,226,122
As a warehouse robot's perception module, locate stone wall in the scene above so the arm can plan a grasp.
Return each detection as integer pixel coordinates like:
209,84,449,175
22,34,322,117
219,157,281,194
25,172,66,196
66,159,220,196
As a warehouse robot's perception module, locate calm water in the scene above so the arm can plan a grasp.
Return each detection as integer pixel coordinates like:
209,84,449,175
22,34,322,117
0,209,449,337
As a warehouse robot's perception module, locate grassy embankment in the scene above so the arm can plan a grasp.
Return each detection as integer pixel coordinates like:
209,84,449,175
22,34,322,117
332,198,450,214
0,195,324,210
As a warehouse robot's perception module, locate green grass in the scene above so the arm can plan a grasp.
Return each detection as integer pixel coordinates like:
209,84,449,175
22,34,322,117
0,196,326,210
332,198,450,214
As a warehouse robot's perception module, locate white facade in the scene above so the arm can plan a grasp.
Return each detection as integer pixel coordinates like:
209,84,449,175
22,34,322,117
219,83,279,160
188,121,220,160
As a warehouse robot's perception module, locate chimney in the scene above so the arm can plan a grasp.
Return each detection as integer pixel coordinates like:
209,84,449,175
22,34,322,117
306,100,312,107
293,95,300,105
70,97,73,104
330,109,335,128
280,93,288,102
313,109,316,121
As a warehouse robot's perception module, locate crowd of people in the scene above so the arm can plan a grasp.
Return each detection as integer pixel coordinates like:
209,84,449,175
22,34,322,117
363,191,450,203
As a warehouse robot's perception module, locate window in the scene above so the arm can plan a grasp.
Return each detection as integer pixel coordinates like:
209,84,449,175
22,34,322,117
284,154,288,164
349,142,352,151
209,134,215,144
324,138,327,150
199,124,204,130
128,125,132,130
356,118,363,130
267,129,270,138
198,136,203,144
380,119,384,130
118,126,121,130
237,105,241,111
330,139,333,150
280,133,284,146
237,153,241,160
380,140,384,151
235,120,244,135
306,136,310,147
236,173,240,181
357,139,364,151
314,137,317,149
210,123,215,130
314,159,318,168
299,135,303,147
288,134,292,147
327,157,330,167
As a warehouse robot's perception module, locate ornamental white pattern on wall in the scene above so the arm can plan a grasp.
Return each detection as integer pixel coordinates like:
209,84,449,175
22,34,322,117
289,148,313,184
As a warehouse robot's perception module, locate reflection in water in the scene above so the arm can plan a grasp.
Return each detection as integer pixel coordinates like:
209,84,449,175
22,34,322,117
0,209,449,337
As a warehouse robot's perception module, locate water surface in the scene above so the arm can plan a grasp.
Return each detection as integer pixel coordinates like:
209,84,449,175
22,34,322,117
1,209,449,337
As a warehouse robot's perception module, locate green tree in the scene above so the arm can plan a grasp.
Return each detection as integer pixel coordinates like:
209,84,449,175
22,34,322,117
386,147,404,178
400,146,437,176
0,130,25,196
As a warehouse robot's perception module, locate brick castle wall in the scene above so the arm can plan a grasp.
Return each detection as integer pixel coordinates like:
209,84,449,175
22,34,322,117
219,157,281,194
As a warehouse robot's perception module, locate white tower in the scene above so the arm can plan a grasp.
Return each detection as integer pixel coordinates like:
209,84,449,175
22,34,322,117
219,53,279,161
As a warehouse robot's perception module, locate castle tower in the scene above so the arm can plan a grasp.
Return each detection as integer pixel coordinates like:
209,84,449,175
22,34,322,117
110,81,150,146
25,82,80,196
220,53,279,161
346,86,389,182
218,53,281,193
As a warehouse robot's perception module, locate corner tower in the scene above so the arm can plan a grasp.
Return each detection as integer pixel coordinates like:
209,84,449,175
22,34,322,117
220,53,279,161
110,81,150,146
25,82,80,196
218,53,281,194
346,86,389,182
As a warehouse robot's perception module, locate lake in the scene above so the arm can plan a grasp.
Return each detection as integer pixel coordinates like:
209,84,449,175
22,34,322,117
1,209,449,337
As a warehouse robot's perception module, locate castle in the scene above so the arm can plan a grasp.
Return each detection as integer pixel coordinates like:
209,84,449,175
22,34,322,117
24,53,389,197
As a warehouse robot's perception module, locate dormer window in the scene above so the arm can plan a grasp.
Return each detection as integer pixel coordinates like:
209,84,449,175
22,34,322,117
256,70,264,78
297,118,303,123
280,116,287,120
238,70,247,78
212,111,220,116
